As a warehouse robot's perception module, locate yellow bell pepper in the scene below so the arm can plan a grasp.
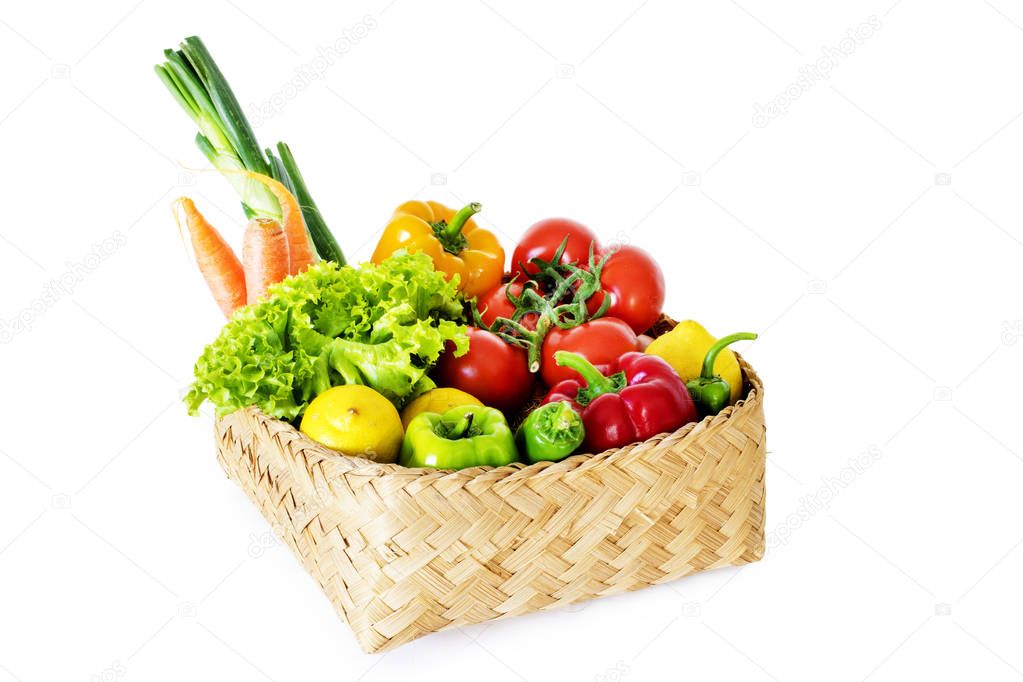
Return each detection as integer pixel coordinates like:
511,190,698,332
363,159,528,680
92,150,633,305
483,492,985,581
645,320,745,404
370,200,505,298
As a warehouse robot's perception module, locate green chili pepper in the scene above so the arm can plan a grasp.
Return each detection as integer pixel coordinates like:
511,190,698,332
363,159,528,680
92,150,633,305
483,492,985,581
399,404,518,470
516,401,585,463
685,332,757,417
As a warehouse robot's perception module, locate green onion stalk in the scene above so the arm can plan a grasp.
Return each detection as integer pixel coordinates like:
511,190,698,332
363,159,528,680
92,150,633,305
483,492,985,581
154,36,345,264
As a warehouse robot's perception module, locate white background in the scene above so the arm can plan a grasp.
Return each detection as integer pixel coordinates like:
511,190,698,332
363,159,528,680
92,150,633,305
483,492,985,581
1,1,1022,680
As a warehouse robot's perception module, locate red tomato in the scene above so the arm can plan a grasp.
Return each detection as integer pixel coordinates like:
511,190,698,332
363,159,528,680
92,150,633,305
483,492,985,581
587,245,666,334
477,283,538,330
435,327,535,413
540,317,640,387
511,218,601,279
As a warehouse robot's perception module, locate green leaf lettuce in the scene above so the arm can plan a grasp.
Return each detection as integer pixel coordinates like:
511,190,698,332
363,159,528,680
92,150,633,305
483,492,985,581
185,252,469,420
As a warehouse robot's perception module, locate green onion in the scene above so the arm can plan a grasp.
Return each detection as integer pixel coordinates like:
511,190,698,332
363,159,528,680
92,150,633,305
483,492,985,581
154,35,345,264
277,142,345,265
154,38,278,219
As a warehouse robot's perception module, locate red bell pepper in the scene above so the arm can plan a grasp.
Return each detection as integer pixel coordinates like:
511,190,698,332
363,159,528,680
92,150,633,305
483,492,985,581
541,350,697,452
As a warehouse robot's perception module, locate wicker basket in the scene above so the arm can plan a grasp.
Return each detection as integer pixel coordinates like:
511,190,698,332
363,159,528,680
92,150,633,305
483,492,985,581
213,321,766,653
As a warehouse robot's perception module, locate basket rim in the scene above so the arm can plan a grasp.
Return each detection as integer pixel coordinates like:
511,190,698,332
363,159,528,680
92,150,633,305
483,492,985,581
224,351,763,486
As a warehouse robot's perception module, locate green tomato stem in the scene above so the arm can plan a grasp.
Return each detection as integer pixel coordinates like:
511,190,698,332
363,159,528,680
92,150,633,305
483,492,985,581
526,315,552,372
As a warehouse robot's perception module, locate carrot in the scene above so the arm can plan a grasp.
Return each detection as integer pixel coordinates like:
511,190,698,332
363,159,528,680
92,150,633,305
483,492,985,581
242,218,290,305
173,197,246,317
237,171,317,275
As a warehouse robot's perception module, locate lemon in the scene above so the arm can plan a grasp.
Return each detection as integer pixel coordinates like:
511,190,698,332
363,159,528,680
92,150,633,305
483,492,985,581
400,387,483,429
300,385,403,463
646,320,744,404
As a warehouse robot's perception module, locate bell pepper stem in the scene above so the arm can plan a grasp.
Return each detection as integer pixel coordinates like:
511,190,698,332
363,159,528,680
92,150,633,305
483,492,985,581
554,351,616,396
701,332,758,379
449,411,475,439
442,202,481,241
549,400,578,432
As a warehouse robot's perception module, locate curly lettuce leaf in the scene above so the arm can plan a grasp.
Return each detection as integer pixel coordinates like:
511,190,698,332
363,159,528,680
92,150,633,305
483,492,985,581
185,252,468,420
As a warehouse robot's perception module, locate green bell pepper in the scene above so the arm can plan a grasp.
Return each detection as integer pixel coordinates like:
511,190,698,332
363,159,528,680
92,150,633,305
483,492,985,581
399,404,518,470
516,401,585,463
685,332,757,417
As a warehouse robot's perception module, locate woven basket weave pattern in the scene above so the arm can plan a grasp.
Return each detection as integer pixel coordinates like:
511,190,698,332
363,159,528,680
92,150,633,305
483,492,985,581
213,346,766,653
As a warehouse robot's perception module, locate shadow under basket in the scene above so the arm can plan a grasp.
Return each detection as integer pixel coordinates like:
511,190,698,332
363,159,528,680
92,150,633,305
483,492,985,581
214,321,766,653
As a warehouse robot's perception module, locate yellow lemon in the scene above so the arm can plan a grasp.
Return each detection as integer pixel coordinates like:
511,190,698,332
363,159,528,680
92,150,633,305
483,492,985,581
646,320,744,404
400,387,483,429
300,385,402,462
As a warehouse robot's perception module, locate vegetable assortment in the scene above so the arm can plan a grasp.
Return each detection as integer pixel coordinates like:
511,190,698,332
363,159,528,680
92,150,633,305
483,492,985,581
166,36,759,473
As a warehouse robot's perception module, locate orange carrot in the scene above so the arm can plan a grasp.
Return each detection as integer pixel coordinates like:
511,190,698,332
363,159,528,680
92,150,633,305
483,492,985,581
173,197,246,317
237,171,317,275
242,218,290,305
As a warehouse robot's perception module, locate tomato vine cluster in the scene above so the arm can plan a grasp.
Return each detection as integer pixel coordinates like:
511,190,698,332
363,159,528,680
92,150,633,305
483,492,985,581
436,217,666,415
